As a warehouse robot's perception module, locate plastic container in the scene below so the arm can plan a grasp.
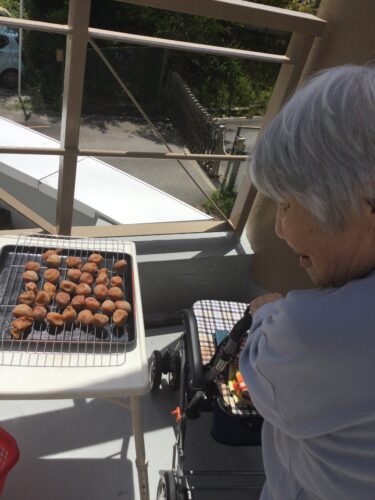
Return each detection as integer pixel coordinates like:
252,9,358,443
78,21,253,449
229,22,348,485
0,427,20,494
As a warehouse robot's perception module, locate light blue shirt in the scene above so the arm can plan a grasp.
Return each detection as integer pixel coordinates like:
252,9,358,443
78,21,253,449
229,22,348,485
240,270,375,500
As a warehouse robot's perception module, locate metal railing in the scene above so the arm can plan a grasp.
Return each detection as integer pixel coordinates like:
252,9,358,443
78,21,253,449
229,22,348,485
0,0,326,237
165,71,226,178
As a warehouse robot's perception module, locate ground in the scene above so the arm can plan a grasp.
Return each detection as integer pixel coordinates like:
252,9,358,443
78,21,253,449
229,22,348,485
0,87,260,215
0,326,264,500
0,88,215,210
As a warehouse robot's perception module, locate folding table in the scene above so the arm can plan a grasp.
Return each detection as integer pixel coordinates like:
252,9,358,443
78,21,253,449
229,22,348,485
0,234,150,500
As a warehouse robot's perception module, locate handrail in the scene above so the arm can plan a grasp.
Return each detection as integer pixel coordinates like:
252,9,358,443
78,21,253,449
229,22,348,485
55,0,91,235
0,16,70,34
0,187,56,234
0,146,247,161
0,220,230,237
89,27,290,64
117,0,326,36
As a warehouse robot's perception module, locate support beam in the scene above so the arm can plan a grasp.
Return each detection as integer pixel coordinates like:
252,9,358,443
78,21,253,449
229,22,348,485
56,0,91,235
230,31,316,238
0,187,56,234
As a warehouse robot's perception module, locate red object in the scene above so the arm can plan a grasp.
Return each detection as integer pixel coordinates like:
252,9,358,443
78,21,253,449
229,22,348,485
235,371,250,398
0,427,20,495
171,406,183,423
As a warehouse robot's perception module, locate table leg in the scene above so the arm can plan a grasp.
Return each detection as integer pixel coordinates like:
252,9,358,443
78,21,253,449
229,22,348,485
129,395,150,500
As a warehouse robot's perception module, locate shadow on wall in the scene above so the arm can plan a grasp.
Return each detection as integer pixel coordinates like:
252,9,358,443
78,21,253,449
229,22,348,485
139,254,257,317
135,235,262,318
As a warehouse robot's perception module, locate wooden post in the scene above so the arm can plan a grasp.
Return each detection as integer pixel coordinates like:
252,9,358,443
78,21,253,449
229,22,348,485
56,0,91,235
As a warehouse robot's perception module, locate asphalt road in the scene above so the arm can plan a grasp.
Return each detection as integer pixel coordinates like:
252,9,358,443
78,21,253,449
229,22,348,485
0,89,216,209
0,89,261,206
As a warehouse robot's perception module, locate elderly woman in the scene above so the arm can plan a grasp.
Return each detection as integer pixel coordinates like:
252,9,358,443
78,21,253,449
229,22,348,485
240,65,375,500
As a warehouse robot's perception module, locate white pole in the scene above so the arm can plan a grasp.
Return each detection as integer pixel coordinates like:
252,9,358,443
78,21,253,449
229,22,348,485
17,0,23,97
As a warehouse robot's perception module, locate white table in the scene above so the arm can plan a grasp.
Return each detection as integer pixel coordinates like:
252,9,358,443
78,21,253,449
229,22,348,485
0,235,150,500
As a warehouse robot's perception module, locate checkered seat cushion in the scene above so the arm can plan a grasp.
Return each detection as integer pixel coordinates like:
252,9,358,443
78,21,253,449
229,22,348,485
192,300,258,417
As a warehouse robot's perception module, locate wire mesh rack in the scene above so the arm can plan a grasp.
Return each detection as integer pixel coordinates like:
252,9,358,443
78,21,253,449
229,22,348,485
0,233,137,368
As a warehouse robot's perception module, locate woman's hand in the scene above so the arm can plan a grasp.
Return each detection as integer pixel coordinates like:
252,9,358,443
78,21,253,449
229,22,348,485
249,293,283,315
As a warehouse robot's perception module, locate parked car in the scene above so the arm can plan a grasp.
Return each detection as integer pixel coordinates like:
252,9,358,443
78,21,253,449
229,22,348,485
0,27,20,89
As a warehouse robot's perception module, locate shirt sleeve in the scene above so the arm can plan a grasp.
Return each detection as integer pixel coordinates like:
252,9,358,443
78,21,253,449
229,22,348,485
239,288,375,439
239,301,291,432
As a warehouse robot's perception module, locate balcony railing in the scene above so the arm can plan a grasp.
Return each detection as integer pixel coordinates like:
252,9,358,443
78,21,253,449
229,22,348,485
0,0,326,238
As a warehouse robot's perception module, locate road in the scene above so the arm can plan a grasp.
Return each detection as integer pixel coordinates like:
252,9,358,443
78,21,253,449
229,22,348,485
0,88,262,206
0,89,216,210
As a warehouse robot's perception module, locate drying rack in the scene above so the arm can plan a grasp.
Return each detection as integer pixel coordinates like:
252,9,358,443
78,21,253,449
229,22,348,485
0,233,150,500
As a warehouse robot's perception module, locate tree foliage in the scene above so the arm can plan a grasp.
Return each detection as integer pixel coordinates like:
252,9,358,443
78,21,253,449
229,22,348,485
20,0,319,114
0,0,20,17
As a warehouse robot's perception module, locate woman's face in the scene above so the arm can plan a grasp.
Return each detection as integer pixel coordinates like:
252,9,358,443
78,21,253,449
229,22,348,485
275,196,375,287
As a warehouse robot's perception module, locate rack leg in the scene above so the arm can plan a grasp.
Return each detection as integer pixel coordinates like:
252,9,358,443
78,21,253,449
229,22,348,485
129,395,150,500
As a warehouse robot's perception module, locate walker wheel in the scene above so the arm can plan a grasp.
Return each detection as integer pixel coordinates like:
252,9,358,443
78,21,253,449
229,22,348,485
168,351,181,391
156,470,177,500
149,350,163,392
161,350,171,374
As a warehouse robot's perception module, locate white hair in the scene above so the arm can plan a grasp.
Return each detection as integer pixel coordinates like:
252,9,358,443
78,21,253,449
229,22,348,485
251,64,375,230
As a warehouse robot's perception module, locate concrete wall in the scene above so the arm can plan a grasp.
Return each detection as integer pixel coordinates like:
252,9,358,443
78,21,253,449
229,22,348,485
130,233,263,323
301,0,375,81
246,0,375,294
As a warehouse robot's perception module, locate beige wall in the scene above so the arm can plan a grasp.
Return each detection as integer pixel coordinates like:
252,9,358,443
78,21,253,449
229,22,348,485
301,0,375,80
247,0,375,294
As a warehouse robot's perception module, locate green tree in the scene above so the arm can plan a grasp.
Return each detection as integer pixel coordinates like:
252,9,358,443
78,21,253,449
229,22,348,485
0,1,21,17
20,0,320,114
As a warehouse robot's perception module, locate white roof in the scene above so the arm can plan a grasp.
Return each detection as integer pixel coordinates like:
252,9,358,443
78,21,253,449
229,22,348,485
0,116,211,224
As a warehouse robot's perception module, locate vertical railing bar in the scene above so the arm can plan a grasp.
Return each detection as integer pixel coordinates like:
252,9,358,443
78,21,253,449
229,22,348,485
230,31,318,238
56,0,91,235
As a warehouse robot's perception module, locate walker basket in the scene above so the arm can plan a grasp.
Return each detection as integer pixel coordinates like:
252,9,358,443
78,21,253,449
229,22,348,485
192,300,263,446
